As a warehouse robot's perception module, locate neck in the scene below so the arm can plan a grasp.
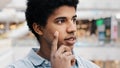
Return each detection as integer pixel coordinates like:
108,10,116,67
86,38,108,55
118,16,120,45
37,47,51,61
37,39,51,61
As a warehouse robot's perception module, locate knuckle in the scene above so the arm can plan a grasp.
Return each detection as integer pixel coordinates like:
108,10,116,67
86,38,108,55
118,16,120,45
64,57,69,61
52,53,59,59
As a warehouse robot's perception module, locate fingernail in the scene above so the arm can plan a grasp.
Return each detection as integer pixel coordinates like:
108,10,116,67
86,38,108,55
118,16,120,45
54,31,58,36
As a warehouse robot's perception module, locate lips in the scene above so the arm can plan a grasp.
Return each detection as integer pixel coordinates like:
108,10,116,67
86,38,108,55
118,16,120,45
64,36,76,45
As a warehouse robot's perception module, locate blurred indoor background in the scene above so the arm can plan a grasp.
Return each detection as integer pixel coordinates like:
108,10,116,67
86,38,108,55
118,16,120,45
0,0,120,68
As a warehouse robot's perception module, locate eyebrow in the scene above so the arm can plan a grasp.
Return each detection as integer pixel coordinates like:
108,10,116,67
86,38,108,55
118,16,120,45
54,17,66,21
72,15,77,19
55,15,77,20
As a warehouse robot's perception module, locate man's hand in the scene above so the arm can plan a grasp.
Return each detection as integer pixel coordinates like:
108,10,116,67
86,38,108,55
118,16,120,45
50,31,76,68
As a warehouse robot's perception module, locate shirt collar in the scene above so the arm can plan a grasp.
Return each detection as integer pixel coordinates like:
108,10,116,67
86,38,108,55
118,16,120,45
27,48,46,66
27,48,78,67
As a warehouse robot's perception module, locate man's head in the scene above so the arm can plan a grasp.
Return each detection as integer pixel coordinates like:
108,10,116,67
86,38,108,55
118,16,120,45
25,0,79,41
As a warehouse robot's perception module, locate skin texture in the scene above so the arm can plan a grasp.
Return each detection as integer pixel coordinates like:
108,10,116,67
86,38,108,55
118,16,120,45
33,5,77,68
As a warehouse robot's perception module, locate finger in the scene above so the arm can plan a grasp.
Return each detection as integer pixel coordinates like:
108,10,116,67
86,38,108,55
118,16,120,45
56,45,71,54
62,52,72,56
51,31,59,54
67,55,76,66
71,58,76,66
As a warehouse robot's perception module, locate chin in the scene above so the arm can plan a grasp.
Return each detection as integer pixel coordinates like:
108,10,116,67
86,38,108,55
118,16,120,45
58,42,74,49
65,43,74,49
69,45,74,50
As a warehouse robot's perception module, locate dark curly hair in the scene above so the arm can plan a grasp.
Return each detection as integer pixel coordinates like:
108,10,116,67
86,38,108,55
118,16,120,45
25,0,79,40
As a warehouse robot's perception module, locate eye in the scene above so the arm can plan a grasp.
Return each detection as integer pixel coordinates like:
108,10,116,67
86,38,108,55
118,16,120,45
55,19,66,24
72,18,77,24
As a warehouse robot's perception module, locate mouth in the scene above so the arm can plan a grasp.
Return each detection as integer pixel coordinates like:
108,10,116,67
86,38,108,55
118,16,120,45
64,36,76,45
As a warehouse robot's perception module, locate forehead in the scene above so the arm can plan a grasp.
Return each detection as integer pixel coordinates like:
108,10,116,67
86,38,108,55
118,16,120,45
50,5,76,18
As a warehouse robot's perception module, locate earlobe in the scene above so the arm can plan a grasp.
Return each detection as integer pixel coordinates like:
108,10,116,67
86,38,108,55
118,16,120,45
32,23,43,35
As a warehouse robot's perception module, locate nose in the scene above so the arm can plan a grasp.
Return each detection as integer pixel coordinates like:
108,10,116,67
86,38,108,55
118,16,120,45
66,21,76,34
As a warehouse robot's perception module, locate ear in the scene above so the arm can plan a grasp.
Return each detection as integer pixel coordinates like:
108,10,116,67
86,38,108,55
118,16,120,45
32,23,43,35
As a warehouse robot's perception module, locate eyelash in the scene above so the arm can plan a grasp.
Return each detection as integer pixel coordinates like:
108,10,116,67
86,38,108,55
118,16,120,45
55,18,77,24
56,19,66,24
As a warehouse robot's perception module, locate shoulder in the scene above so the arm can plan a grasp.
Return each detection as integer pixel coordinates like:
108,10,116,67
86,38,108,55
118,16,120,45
75,55,100,68
7,58,34,68
7,48,40,68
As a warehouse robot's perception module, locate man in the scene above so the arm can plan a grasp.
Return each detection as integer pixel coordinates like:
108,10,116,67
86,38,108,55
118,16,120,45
8,0,100,68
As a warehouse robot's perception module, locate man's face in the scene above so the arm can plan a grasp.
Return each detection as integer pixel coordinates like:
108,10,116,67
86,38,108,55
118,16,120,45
42,5,77,50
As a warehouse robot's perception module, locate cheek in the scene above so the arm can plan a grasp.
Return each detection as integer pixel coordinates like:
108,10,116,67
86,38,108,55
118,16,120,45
43,30,54,44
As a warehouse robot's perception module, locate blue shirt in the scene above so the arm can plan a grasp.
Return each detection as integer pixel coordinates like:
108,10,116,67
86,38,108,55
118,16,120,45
7,48,100,68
